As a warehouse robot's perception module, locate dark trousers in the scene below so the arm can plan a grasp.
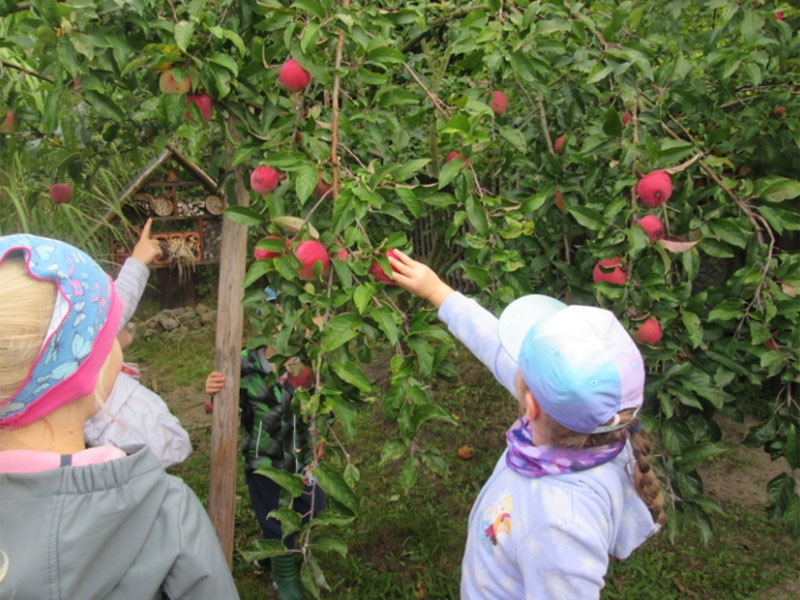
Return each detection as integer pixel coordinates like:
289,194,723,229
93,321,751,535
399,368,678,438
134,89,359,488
245,469,326,549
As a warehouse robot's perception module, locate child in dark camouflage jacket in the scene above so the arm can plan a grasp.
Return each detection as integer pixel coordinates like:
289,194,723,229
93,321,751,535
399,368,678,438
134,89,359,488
206,347,323,600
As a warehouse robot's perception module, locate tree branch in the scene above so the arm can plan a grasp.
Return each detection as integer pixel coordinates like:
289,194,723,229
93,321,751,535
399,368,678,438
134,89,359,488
1,59,54,83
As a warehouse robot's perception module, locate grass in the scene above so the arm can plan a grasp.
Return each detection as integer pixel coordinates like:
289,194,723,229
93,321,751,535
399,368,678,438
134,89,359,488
136,322,800,600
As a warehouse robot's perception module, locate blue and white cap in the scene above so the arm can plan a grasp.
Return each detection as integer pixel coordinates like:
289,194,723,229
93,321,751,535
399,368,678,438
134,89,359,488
498,295,644,434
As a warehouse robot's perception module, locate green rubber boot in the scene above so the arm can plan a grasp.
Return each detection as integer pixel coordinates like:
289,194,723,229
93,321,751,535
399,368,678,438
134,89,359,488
270,553,305,600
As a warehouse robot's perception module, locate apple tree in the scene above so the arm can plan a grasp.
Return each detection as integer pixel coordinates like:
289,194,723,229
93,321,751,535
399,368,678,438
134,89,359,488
2,0,800,593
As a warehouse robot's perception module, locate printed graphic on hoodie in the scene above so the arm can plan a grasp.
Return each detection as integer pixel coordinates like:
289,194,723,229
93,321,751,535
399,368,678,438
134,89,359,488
481,494,513,547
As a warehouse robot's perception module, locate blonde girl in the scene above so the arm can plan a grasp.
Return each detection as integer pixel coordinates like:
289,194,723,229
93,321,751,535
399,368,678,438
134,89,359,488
0,234,238,600
389,250,665,600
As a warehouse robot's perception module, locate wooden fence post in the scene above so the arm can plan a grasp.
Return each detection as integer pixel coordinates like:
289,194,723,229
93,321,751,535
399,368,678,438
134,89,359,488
208,166,249,567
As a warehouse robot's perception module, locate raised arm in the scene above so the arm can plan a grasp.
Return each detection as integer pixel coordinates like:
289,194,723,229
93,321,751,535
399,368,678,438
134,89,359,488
114,218,162,331
389,250,519,398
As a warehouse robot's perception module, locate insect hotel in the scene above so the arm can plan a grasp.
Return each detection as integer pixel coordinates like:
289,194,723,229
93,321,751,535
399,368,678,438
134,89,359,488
112,144,225,308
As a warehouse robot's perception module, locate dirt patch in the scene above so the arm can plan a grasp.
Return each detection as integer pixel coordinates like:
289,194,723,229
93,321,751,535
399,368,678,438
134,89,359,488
698,415,789,507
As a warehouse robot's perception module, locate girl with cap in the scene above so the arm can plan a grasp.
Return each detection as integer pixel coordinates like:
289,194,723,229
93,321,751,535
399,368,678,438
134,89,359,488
0,234,238,599
388,250,665,600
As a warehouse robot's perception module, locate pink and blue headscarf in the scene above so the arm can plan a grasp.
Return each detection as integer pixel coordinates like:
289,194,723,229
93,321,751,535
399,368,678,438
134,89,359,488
0,234,122,429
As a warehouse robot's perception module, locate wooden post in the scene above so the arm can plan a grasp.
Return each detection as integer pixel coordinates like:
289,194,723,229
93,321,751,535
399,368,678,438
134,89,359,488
208,166,249,566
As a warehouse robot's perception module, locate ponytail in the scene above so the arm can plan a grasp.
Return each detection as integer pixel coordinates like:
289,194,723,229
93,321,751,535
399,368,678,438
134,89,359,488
628,423,667,527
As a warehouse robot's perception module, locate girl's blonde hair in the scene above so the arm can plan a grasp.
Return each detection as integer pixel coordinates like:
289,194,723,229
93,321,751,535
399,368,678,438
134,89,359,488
541,407,667,527
0,258,57,404
517,375,667,527
0,258,114,428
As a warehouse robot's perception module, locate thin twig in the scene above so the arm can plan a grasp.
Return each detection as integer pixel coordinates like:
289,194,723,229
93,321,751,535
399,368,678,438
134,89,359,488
661,121,764,245
537,94,554,154
330,0,350,198
735,213,775,337
1,59,54,83
403,62,450,117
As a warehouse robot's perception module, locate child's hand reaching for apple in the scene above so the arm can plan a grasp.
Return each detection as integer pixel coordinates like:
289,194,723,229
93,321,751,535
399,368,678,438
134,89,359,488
387,250,454,308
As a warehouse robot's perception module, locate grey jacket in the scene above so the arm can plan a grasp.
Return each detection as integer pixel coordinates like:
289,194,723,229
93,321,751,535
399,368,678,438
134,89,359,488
0,445,239,599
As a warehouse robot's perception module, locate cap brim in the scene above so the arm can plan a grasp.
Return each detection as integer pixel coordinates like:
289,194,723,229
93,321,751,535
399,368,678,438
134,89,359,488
498,295,567,363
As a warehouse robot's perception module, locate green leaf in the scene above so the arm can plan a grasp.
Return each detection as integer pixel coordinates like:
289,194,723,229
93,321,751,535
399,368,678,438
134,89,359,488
681,311,703,349
352,284,373,314
328,395,357,440
466,196,489,236
755,176,800,203
83,90,125,122
296,165,317,204
332,360,372,392
400,455,419,491
253,465,305,497
602,107,622,137
708,299,743,322
243,259,273,288
499,127,527,153
567,206,605,231
208,51,239,76
407,336,433,377
438,159,465,189
239,539,287,562
370,306,399,346
313,463,359,512
321,314,362,352
225,205,263,226
587,62,612,84
393,159,430,182
300,21,321,54
174,20,194,51
300,554,327,598
267,507,302,539
379,437,407,466
786,424,800,470
311,535,348,557
675,442,723,472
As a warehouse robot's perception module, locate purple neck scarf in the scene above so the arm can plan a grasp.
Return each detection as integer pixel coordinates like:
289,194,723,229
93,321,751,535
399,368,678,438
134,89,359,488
505,417,627,478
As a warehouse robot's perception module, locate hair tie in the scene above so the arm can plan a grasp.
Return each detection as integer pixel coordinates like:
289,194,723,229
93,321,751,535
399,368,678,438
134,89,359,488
629,422,642,434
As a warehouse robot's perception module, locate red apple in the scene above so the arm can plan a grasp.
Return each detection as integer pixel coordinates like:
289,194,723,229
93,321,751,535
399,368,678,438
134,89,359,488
554,189,566,212
554,135,565,155
490,91,508,116
636,214,665,242
634,317,662,345
636,170,673,207
0,110,15,133
279,58,311,91
334,247,348,261
294,240,330,280
445,152,467,165
159,69,191,94
254,235,287,260
250,165,281,195
49,183,72,204
776,12,784,21
765,337,778,350
622,112,632,127
186,93,213,123
314,173,332,199
204,401,214,414
369,249,399,284
592,257,627,285
287,364,314,389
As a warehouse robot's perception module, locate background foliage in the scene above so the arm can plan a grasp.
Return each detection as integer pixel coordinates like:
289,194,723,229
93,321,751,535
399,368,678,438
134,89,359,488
2,0,799,594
